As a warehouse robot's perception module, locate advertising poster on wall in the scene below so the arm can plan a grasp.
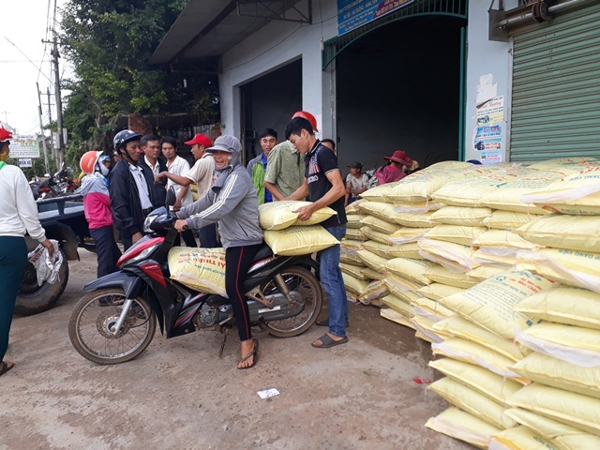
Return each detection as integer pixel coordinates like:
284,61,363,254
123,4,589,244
10,135,40,158
476,96,504,126
338,0,415,35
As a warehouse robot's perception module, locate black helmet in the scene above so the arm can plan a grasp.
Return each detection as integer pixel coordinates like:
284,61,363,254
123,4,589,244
113,129,141,153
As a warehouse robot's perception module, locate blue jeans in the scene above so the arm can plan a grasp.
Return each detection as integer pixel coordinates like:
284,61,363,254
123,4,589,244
318,224,348,338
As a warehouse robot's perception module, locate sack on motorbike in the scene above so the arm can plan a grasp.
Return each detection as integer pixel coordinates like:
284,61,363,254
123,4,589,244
168,247,227,296
258,201,336,230
264,225,339,255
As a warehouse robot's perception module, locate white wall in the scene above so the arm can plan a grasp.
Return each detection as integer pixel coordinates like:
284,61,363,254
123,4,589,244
464,0,517,162
219,0,338,139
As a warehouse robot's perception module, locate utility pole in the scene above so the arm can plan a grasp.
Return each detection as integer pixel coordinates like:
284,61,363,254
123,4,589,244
36,82,50,174
50,33,64,168
45,87,55,161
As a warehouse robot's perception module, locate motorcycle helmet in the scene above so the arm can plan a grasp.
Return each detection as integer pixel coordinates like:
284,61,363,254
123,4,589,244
113,129,141,153
80,151,102,174
291,111,318,132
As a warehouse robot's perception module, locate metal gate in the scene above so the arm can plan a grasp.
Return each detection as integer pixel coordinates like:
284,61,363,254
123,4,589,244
510,3,600,162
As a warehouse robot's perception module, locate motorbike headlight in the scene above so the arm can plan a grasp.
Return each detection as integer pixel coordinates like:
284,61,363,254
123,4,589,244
124,245,159,266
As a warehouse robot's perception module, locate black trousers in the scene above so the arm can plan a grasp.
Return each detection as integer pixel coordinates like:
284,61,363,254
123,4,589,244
90,226,121,277
198,223,219,248
225,244,262,341
174,229,197,247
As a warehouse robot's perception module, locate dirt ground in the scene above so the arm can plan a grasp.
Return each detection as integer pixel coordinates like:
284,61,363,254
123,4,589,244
0,250,470,450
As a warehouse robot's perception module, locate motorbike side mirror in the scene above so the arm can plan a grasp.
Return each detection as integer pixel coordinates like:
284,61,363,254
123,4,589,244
165,186,176,207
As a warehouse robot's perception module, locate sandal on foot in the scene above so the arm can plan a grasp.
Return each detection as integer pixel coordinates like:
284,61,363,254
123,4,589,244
311,334,349,349
238,339,259,370
0,361,14,376
315,317,349,327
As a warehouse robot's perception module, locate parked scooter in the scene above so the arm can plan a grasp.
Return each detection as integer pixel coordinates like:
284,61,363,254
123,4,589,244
68,200,323,365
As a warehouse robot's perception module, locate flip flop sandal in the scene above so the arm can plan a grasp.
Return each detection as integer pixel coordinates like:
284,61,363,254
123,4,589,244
0,361,14,377
316,317,349,327
238,339,259,370
311,334,349,349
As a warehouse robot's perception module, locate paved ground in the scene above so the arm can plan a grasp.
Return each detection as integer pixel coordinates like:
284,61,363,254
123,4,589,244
0,250,470,450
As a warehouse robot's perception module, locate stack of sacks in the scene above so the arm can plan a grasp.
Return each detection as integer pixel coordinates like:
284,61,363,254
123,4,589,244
425,270,557,448
344,199,367,241
259,201,340,255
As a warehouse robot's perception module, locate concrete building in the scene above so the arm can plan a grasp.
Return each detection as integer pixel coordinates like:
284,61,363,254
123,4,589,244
150,0,600,169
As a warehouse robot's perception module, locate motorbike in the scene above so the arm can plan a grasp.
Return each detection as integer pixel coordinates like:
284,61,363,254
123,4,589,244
68,205,323,365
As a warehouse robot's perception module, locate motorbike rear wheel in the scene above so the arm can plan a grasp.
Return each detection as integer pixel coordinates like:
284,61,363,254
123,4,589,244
68,288,156,365
260,267,323,338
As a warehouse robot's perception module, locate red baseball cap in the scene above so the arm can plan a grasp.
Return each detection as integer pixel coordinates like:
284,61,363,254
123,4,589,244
184,133,212,148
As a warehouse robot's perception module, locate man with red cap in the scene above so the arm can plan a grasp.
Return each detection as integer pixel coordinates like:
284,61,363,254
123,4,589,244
373,150,414,185
156,133,218,247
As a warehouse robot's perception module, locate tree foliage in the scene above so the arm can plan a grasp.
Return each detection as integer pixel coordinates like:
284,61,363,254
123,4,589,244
61,0,219,166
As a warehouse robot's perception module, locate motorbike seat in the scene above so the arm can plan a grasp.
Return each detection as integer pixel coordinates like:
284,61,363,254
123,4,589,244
252,243,273,263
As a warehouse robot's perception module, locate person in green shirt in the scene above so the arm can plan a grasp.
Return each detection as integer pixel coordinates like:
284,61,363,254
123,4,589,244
264,140,305,200
247,128,277,205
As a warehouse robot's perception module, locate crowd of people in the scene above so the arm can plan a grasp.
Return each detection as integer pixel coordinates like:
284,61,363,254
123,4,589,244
0,111,420,374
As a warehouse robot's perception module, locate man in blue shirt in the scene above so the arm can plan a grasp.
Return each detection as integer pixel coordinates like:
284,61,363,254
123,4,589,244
247,128,277,204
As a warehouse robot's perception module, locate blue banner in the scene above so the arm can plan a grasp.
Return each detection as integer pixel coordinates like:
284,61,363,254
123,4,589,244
338,0,416,35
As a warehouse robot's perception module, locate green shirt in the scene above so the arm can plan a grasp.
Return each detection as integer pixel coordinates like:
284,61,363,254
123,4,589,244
264,141,305,199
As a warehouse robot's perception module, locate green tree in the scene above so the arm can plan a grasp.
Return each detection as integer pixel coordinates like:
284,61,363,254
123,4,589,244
61,0,219,166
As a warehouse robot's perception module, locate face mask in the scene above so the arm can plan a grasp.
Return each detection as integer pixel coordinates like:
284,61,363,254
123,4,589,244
99,164,110,177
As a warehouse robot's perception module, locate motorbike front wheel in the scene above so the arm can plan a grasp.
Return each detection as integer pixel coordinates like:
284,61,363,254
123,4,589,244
68,288,156,365
260,267,323,338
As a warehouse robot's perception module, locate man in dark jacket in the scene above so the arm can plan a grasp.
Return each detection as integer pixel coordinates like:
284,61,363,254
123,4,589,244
140,134,168,207
109,130,162,250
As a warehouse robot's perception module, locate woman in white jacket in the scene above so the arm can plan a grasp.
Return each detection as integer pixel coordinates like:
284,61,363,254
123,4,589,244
0,126,54,376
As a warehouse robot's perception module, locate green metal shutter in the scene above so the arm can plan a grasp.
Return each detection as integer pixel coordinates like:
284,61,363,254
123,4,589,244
510,3,600,162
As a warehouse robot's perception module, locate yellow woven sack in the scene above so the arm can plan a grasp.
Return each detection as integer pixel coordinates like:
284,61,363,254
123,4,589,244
387,242,423,259
357,201,397,220
264,226,339,256
381,294,411,317
418,239,477,272
472,250,517,268
360,215,398,234
382,168,476,203
473,229,541,252
360,266,385,280
339,263,367,280
410,314,448,343
359,182,399,203
510,352,600,399
429,358,522,406
358,279,389,305
425,225,487,246
258,201,336,230
361,240,393,259
425,265,479,288
430,206,493,227
339,251,364,265
432,338,525,380
428,377,517,429
516,248,600,293
426,407,501,450
411,296,454,319
433,315,531,361
515,286,600,330
384,257,434,285
393,200,443,213
344,227,366,241
516,214,600,253
467,265,507,282
342,272,368,295
482,210,543,230
505,408,600,450
380,308,415,329
359,226,391,245
388,227,429,244
346,214,363,229
439,270,555,340
431,171,521,207
489,426,557,450
168,247,227,296
383,275,424,301
480,174,565,214
516,323,600,368
391,211,437,228
417,283,464,301
346,290,358,303
340,239,363,250
356,249,389,273
507,383,600,436
527,157,600,171
521,166,600,215
345,199,364,213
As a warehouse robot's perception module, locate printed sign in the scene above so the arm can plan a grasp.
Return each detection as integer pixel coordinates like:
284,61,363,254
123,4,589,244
11,135,40,158
19,158,33,168
338,0,416,35
476,96,504,126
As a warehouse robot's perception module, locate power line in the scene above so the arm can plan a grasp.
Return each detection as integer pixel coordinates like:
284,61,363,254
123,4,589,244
3,37,54,84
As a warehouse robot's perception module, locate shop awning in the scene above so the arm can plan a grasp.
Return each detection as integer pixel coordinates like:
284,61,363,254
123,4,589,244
150,0,308,64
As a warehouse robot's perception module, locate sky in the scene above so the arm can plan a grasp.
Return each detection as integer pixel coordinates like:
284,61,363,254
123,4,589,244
1,0,71,136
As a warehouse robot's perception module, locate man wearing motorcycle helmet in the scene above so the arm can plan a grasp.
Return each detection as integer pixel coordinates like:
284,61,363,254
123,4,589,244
0,125,55,377
77,151,121,277
108,129,161,250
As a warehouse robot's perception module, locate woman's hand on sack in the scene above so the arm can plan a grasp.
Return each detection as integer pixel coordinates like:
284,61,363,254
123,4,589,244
294,204,316,222
174,219,189,233
41,239,55,258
